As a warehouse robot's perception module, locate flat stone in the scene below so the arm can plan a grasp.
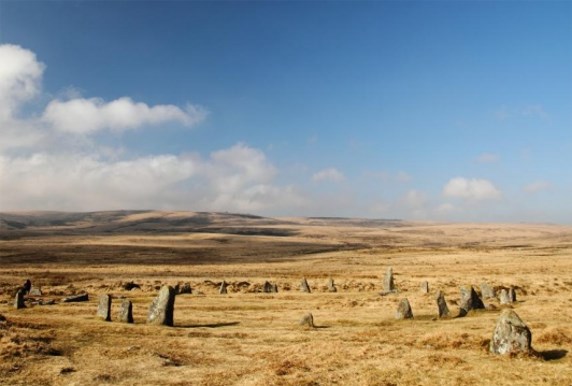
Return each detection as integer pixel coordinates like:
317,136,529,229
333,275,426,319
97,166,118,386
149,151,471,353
147,285,175,326
62,293,89,303
489,310,532,356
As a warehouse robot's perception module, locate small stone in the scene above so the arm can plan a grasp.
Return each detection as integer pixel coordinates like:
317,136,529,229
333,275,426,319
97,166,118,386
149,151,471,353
499,289,510,305
118,299,134,323
263,281,273,293
327,278,337,293
28,286,43,297
219,281,228,295
489,310,532,356
299,312,314,328
508,287,517,302
420,281,429,294
383,267,395,293
459,286,485,316
96,294,112,321
147,285,176,326
395,298,413,319
122,281,141,291
300,278,311,293
14,289,25,309
436,290,450,318
480,283,496,299
62,293,89,303
178,282,192,294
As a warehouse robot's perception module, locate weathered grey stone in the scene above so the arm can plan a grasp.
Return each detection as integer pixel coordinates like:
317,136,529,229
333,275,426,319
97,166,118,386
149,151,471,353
263,281,273,293
480,283,496,299
395,298,413,319
327,278,337,293
147,285,176,326
489,310,532,356
383,267,395,293
271,283,278,293
459,286,485,316
14,289,25,309
436,290,450,318
299,312,314,328
122,281,141,291
118,299,134,323
22,279,31,295
420,281,429,294
509,287,517,303
219,281,228,295
96,294,112,321
300,278,311,293
178,282,192,294
28,286,43,297
499,289,510,305
62,293,89,303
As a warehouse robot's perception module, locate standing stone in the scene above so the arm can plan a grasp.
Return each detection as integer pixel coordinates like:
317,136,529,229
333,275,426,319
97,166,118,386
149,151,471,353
420,281,429,294
299,312,314,328
263,281,273,293
271,283,278,293
96,294,112,321
383,267,395,293
499,289,510,305
219,281,228,295
480,283,496,299
459,286,485,316
118,299,134,323
147,285,176,326
327,278,337,293
395,298,413,319
300,278,311,293
178,282,192,294
14,289,25,309
28,286,43,297
22,279,32,295
436,290,450,318
508,287,517,303
489,310,532,355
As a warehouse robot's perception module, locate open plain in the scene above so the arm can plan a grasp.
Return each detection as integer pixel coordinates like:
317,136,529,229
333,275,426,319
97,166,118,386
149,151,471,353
0,211,571,385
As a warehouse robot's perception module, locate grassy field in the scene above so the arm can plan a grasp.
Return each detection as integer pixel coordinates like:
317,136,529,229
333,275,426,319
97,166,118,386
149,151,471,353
1,211,571,385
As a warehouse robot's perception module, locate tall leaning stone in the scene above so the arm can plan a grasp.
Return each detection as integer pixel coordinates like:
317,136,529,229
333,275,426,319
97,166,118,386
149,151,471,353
96,294,112,321
459,286,485,316
14,289,25,309
436,290,450,318
147,285,176,326
490,310,532,356
118,299,134,323
395,298,413,319
300,278,311,293
383,267,395,293
219,281,228,295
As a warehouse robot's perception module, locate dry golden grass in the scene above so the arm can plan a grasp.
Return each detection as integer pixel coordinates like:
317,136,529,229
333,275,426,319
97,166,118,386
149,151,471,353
0,212,571,385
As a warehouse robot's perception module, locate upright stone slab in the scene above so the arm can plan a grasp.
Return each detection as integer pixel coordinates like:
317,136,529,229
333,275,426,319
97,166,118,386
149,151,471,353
271,283,278,293
22,279,32,295
299,312,314,328
499,289,510,305
96,294,112,321
489,310,532,356
508,287,517,303
480,283,496,299
436,290,450,318
459,286,485,316
118,299,134,323
263,281,273,293
395,298,413,319
327,278,337,293
147,285,175,326
383,267,395,293
219,281,228,295
300,278,311,293
14,289,25,309
420,281,429,294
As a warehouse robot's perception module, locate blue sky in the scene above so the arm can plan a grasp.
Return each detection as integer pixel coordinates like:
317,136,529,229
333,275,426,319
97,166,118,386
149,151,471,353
0,1,571,222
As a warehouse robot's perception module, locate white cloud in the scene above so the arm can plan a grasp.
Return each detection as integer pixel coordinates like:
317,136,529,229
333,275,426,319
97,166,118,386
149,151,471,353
401,189,426,208
0,44,45,119
476,153,499,164
443,177,501,201
312,167,345,183
523,180,551,194
43,97,207,134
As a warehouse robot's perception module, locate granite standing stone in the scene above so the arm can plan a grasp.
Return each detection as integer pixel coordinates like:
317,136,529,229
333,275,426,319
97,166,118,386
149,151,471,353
395,298,413,319
499,289,510,305
96,294,112,321
14,289,25,309
22,279,32,295
383,267,395,293
263,281,273,293
327,278,337,293
219,281,228,295
299,312,314,328
480,283,496,299
459,286,485,316
508,287,517,303
118,299,134,323
300,278,311,293
178,282,192,294
420,281,429,294
271,283,278,293
436,290,450,318
147,285,176,326
489,310,532,356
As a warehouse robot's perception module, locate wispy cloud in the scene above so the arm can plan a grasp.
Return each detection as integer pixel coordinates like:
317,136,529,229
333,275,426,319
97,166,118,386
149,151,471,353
476,153,500,164
523,180,551,194
312,167,345,183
